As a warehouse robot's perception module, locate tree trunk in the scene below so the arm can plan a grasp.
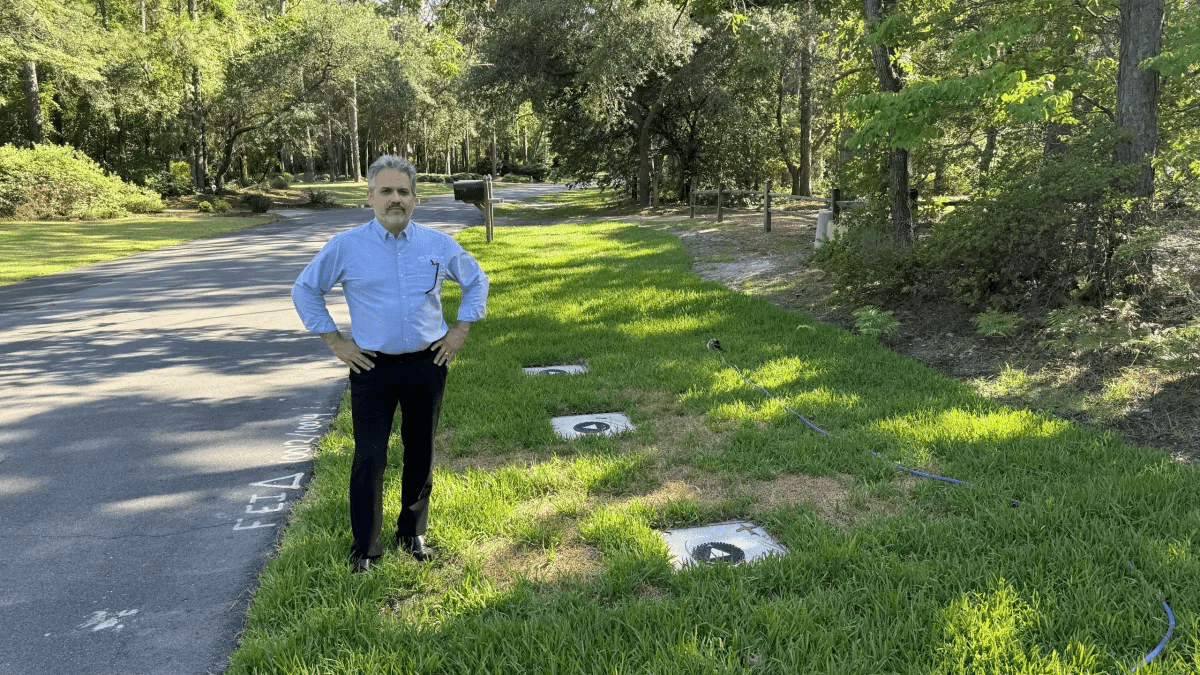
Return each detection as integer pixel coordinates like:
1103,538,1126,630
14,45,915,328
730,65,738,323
326,116,336,178
305,126,315,181
979,126,997,177
19,62,44,145
776,68,801,195
798,1,815,196
349,77,362,182
279,0,286,15
141,0,146,32
1115,0,1164,200
864,0,912,247
97,0,109,30
192,67,207,190
491,128,498,176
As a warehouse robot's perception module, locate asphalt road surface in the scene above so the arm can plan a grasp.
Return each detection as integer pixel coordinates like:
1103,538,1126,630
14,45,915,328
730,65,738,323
0,184,568,675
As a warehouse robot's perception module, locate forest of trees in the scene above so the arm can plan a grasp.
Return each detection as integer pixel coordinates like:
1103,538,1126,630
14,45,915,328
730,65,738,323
2,0,1199,309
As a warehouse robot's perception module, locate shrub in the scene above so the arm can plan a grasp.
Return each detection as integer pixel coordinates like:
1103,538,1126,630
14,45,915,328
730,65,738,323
304,189,338,206
318,173,332,183
972,308,1023,337
852,306,901,339
0,143,164,219
198,200,214,213
269,175,291,190
416,173,452,183
498,173,534,183
211,198,230,213
246,194,272,213
145,168,194,197
450,172,482,181
506,162,549,181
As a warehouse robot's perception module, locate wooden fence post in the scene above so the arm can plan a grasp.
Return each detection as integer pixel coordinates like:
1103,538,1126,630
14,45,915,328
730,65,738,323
717,183,724,223
763,180,772,232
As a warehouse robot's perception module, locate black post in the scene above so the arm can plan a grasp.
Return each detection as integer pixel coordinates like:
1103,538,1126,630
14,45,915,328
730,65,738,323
831,187,842,217
764,179,772,232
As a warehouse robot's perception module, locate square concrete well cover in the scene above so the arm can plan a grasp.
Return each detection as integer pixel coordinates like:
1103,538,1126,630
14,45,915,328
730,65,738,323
551,413,635,439
524,364,589,375
659,521,787,570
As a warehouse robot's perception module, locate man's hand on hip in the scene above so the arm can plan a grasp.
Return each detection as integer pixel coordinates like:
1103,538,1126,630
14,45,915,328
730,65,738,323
320,331,376,373
432,322,472,367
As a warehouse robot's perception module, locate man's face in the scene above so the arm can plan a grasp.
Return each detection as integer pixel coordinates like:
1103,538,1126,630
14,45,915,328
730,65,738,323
368,168,417,231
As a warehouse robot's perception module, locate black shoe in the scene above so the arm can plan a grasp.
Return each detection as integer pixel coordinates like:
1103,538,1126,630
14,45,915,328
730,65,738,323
350,552,377,574
396,534,432,562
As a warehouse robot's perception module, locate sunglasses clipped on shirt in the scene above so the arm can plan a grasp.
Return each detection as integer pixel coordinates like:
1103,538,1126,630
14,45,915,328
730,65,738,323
425,258,440,294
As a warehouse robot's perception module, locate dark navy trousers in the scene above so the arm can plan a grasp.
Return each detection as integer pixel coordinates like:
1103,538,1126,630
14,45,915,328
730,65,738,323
347,346,447,559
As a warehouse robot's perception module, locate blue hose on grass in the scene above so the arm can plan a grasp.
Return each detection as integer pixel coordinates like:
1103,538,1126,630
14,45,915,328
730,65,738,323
707,337,1173,667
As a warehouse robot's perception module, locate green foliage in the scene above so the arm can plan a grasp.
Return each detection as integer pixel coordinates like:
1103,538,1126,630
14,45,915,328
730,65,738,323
417,173,452,183
1040,301,1149,356
303,189,338,206
0,144,163,220
450,172,482,181
144,169,194,198
1139,317,1200,374
268,175,290,190
972,309,1023,338
915,128,1139,307
197,200,213,213
498,173,534,183
245,194,271,213
852,305,901,339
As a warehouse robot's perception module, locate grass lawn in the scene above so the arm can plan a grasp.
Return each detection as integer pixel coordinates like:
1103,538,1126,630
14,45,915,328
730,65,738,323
227,222,1199,674
495,187,631,220
288,180,454,207
0,214,276,286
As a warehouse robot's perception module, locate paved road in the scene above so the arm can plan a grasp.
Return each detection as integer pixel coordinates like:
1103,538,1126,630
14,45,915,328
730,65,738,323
0,185,567,675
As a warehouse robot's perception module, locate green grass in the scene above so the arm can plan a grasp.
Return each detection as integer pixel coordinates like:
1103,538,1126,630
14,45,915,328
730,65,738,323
228,222,1199,674
289,181,453,207
495,187,629,220
0,214,275,285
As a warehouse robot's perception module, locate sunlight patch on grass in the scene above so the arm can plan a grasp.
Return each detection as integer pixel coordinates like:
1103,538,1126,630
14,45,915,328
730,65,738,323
0,214,275,285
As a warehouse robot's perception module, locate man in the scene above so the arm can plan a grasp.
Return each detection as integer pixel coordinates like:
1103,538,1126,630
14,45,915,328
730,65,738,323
291,155,489,573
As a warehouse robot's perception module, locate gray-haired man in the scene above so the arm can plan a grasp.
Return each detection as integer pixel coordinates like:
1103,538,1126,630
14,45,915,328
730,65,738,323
292,156,489,572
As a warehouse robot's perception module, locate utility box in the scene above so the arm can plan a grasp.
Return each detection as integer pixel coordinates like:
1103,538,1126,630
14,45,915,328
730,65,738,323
453,180,487,204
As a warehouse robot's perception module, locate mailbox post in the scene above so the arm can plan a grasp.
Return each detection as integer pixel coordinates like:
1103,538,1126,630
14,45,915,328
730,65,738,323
452,175,504,242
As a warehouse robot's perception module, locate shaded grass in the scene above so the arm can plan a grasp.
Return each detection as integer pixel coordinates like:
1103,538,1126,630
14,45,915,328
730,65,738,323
495,187,629,220
0,213,275,285
228,223,1200,674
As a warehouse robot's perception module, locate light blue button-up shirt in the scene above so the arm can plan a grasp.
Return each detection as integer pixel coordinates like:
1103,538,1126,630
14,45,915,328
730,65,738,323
291,219,489,354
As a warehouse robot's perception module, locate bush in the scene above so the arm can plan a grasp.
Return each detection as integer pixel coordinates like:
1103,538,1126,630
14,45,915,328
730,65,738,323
416,173,452,183
246,194,272,213
506,162,549,182
450,172,482,182
0,143,164,219
318,173,332,183
145,168,194,197
211,198,230,213
197,200,214,213
269,175,291,190
498,173,534,183
304,189,338,206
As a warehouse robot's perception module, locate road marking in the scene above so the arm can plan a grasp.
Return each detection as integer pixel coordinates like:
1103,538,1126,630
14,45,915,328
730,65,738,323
79,609,138,632
249,473,304,490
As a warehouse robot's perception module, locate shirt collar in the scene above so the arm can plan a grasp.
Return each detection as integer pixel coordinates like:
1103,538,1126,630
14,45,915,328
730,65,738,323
370,218,416,242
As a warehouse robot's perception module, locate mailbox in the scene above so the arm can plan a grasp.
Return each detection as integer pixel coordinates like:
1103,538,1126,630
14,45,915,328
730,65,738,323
453,180,487,204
